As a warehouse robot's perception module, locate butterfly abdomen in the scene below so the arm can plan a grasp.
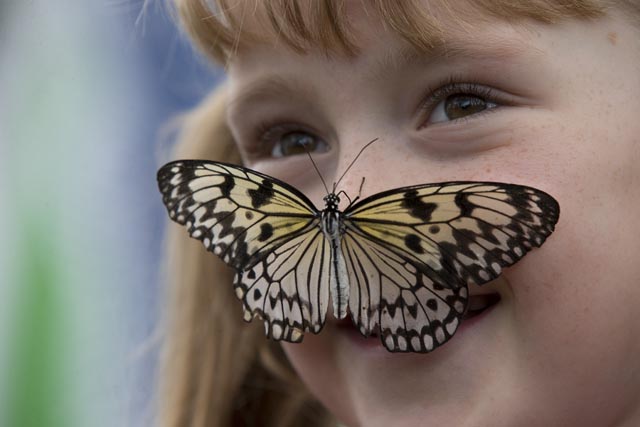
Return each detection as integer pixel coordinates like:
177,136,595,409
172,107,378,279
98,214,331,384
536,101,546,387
321,208,349,319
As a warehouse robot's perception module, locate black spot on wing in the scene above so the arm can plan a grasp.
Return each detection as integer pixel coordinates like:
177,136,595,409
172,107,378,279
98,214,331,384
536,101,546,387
233,240,250,268
220,174,235,197
402,190,438,221
248,179,275,209
406,301,419,318
217,212,237,238
404,234,424,254
268,294,279,310
454,192,475,217
257,222,274,242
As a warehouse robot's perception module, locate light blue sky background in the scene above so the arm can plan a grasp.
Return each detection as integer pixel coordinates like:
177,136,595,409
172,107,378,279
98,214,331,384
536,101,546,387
0,1,222,425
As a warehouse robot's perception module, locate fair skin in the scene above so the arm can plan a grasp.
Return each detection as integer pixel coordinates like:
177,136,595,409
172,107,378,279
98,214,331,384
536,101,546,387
224,4,640,427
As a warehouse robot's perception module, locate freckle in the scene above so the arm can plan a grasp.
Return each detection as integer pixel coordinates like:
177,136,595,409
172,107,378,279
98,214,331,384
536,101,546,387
485,166,492,173
607,31,617,45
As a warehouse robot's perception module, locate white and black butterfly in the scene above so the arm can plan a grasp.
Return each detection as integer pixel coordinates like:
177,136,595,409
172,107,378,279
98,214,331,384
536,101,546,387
157,159,559,352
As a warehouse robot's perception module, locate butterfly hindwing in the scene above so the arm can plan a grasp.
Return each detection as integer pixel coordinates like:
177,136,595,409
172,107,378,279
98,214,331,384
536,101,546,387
342,231,468,352
157,160,318,270
234,225,331,341
345,182,559,290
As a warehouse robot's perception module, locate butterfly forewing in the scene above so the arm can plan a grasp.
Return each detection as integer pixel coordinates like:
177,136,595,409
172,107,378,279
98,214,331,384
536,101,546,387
157,160,318,270
344,182,559,290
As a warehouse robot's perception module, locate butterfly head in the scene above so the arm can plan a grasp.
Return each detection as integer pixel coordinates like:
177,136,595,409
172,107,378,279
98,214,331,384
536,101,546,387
323,193,341,210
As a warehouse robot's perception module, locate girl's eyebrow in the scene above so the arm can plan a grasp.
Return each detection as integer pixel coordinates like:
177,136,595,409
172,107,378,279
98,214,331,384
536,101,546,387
375,37,534,75
227,75,312,120
364,34,537,83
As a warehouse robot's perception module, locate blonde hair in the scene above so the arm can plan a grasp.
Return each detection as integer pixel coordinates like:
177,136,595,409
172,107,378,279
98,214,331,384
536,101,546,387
169,0,640,63
157,1,636,426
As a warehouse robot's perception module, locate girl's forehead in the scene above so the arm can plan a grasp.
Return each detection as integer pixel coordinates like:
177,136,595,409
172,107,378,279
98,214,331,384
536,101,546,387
204,0,606,62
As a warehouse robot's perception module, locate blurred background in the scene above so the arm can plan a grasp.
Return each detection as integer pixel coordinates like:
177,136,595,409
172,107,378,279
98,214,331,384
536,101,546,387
0,1,222,425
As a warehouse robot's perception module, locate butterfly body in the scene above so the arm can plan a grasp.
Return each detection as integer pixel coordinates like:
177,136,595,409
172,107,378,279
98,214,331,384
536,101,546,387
319,193,350,320
158,160,560,352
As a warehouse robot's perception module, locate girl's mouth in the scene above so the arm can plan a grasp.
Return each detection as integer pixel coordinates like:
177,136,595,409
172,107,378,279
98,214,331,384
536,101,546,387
463,293,501,321
335,292,502,350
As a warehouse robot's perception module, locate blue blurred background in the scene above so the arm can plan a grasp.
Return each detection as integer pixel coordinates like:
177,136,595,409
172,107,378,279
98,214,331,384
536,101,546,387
0,1,222,425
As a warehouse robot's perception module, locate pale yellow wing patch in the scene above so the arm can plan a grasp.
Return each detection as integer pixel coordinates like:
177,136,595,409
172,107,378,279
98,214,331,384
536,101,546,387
158,160,318,270
345,182,559,289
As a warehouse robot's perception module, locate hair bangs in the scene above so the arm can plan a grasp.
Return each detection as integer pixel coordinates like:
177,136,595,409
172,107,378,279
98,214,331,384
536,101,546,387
172,0,613,63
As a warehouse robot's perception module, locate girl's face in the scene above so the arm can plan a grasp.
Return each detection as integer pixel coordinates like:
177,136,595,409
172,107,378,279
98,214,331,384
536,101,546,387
225,5,640,426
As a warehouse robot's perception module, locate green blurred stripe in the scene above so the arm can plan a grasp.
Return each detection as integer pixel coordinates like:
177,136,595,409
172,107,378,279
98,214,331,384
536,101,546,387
5,220,72,427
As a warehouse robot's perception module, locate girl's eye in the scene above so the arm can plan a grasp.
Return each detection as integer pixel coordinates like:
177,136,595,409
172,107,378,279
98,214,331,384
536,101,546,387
267,130,329,158
430,94,497,123
421,83,502,126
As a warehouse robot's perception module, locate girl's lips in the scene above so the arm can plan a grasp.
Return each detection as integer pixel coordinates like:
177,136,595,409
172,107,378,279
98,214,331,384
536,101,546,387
462,292,502,321
334,312,381,350
334,292,502,352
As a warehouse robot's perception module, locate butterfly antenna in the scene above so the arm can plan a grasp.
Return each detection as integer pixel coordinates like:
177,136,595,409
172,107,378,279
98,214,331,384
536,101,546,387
357,176,366,198
334,138,379,189
304,145,330,195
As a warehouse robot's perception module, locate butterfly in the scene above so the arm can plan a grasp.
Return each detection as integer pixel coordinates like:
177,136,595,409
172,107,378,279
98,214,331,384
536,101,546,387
157,159,559,353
